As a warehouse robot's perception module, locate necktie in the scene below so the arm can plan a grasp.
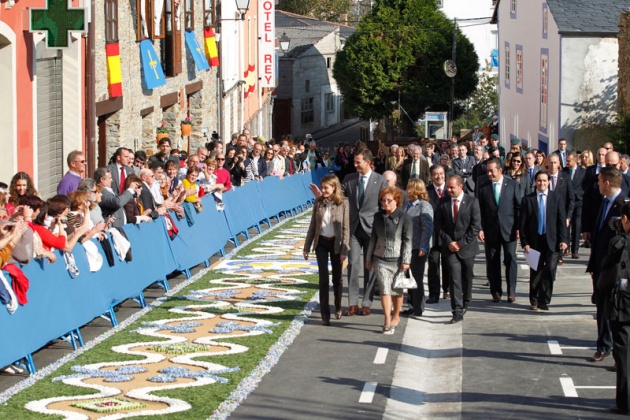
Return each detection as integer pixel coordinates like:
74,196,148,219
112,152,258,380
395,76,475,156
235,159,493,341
550,176,556,191
358,176,365,207
571,168,575,180
453,198,459,224
120,166,126,194
493,182,500,205
529,167,534,183
437,187,443,198
406,201,413,211
538,193,546,235
411,161,418,178
599,198,611,231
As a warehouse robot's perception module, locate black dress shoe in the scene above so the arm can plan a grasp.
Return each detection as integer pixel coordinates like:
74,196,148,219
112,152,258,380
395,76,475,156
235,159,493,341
538,303,549,311
449,315,463,324
322,320,331,326
426,297,439,304
402,308,414,316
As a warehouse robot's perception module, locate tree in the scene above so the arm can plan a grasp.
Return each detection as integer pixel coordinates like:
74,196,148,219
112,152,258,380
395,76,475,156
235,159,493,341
278,0,350,23
453,65,498,133
333,0,479,132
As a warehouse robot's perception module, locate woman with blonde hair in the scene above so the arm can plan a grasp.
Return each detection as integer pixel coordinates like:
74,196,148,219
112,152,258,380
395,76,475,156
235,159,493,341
366,186,412,334
579,149,594,169
303,174,350,325
403,179,434,317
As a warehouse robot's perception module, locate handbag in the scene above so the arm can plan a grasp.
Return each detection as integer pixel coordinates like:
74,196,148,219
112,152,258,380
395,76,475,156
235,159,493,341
392,269,417,289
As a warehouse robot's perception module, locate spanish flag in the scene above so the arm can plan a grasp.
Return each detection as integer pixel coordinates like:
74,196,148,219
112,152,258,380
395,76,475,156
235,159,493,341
105,43,123,97
243,63,256,98
204,28,220,67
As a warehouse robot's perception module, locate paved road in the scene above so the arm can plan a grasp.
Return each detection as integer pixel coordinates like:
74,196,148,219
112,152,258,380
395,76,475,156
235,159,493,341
232,249,622,419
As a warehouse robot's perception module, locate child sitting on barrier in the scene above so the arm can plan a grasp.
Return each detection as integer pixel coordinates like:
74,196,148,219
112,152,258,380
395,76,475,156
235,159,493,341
182,167,203,213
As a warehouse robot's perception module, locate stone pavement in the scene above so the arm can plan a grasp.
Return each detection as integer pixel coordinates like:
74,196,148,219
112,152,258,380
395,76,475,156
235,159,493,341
232,247,623,419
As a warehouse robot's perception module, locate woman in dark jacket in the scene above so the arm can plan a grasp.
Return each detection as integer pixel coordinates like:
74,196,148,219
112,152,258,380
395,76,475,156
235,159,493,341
366,186,413,334
303,174,350,325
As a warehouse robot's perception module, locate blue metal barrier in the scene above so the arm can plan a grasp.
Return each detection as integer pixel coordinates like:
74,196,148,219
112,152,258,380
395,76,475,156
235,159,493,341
0,170,327,372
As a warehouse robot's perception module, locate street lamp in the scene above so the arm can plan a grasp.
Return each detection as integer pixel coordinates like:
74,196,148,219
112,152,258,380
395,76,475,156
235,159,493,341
235,0,251,20
279,32,290,53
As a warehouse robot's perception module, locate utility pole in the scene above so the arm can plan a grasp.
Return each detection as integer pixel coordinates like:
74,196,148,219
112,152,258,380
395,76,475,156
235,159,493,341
449,18,458,140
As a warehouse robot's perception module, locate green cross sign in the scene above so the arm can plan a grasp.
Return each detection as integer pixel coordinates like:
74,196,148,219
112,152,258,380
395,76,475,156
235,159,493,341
31,0,86,49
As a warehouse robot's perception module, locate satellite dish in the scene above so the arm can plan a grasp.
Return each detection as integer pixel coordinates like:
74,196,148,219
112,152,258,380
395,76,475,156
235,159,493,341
444,60,457,78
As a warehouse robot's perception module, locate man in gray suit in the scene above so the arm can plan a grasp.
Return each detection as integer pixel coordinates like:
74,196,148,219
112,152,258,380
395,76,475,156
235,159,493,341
95,167,144,227
107,147,135,195
342,149,388,315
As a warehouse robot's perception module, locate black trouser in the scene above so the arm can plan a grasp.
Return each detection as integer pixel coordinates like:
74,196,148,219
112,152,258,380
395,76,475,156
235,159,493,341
428,245,449,299
612,320,630,411
445,251,474,316
485,238,517,298
315,236,343,322
569,204,582,254
408,250,428,314
529,236,558,306
592,271,613,354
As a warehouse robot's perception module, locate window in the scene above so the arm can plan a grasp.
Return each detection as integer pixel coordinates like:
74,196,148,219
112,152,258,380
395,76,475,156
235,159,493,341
136,0,165,40
326,57,331,68
540,49,549,131
184,0,194,30
161,0,182,76
516,45,523,94
305,80,310,93
203,0,215,27
510,0,517,18
105,0,118,43
504,42,510,89
492,0,497,6
436,0,443,8
325,93,334,113
301,97,314,124
542,4,548,39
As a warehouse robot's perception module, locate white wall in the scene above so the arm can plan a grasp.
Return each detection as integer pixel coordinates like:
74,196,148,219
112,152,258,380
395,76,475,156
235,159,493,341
498,0,561,152
0,22,17,182
440,0,498,69
560,37,618,142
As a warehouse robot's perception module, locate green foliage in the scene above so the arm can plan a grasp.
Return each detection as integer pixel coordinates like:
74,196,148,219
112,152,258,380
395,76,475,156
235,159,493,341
278,0,350,22
453,67,498,133
333,0,479,125
606,113,630,154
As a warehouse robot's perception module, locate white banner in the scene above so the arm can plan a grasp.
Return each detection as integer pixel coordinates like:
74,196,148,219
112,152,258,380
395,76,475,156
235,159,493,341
258,0,275,87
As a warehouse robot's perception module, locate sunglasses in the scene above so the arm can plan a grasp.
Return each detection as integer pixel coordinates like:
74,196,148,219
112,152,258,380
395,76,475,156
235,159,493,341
216,158,225,161
512,160,522,163
76,160,86,164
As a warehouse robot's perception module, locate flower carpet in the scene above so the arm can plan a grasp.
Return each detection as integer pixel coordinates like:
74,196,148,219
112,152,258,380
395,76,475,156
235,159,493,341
0,215,319,419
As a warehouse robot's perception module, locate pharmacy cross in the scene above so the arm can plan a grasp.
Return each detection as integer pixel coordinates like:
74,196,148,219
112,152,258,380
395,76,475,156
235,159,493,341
31,0,86,48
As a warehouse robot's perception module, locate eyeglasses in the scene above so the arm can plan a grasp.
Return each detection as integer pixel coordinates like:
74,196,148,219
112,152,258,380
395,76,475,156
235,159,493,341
76,160,86,164
91,190,97,193
605,147,613,150
512,160,522,163
380,198,395,204
216,158,225,161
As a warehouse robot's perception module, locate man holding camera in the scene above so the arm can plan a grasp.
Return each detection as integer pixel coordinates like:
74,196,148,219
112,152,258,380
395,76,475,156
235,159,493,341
586,167,626,363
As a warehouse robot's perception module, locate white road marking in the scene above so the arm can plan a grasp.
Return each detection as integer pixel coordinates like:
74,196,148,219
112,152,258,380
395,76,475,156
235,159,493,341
359,382,378,403
560,377,578,397
547,340,596,355
560,376,615,397
373,347,388,365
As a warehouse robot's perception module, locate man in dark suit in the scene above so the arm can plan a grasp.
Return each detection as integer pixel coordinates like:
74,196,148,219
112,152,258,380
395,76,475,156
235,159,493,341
341,149,388,316
553,138,570,168
452,143,476,193
434,174,481,324
107,147,135,195
477,158,521,303
519,171,568,311
563,151,586,258
426,164,449,303
582,147,609,238
523,151,542,194
586,167,626,363
401,145,430,188
547,153,574,264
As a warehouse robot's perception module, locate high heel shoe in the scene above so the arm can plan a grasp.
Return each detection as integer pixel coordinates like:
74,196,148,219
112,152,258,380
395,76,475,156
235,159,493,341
335,309,343,319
